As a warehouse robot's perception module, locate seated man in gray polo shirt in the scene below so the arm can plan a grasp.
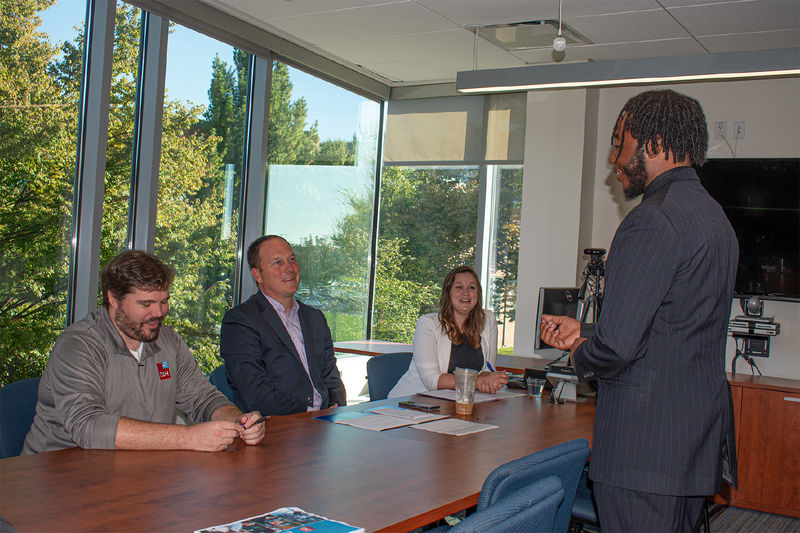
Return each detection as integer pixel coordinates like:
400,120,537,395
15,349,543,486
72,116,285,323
23,250,265,454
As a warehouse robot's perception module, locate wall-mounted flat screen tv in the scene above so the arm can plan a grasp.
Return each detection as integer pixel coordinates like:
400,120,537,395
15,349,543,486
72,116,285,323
697,158,799,302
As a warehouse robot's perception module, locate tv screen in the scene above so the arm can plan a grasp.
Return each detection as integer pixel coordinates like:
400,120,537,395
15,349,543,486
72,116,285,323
697,158,799,302
534,287,580,350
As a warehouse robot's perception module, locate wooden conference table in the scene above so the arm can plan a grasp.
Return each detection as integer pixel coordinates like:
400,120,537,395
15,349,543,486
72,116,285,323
0,393,595,532
333,340,413,356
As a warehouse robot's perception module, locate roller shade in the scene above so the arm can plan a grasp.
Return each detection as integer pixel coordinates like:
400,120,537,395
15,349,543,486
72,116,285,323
385,93,525,165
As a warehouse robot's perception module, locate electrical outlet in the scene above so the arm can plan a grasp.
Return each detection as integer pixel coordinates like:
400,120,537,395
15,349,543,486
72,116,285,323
714,121,727,140
734,121,745,139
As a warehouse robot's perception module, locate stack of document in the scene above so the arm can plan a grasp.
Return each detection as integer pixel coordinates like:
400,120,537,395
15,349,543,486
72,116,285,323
419,388,527,402
315,406,499,436
410,418,498,436
315,406,446,431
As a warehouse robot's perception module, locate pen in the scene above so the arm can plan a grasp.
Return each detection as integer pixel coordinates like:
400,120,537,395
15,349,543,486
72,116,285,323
243,415,269,428
486,361,495,372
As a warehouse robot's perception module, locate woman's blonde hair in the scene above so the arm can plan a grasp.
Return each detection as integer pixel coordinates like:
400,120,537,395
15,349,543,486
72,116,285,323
437,266,484,348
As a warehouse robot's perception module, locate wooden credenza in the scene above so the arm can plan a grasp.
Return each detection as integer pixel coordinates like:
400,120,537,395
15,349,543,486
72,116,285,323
718,373,800,517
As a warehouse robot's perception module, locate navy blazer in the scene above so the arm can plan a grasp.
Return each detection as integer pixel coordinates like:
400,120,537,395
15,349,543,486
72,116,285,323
220,293,346,415
574,167,738,496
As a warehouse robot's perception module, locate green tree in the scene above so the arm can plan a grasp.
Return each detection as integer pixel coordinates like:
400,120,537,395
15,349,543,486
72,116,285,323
378,166,479,287
331,164,522,345
203,55,236,159
490,168,522,346
371,238,437,342
0,3,244,380
328,166,476,343
102,5,143,264
268,62,319,164
317,136,356,166
0,0,77,384
155,95,230,373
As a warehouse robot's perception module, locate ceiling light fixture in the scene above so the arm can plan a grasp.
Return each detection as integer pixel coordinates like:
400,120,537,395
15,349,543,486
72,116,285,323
553,0,566,52
456,48,800,93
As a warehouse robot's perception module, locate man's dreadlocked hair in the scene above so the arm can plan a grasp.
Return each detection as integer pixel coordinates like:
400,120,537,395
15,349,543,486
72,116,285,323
612,90,708,167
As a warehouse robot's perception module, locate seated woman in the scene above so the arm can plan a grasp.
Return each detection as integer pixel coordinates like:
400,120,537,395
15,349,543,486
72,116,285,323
388,266,508,398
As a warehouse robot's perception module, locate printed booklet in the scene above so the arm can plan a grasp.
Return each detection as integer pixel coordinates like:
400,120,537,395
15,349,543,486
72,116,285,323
195,507,365,533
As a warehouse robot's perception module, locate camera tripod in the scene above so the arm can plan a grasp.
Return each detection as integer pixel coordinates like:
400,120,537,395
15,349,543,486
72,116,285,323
577,248,605,324
547,249,607,404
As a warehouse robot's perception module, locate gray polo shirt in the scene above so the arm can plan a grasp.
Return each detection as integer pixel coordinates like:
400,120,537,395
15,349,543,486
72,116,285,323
22,307,230,454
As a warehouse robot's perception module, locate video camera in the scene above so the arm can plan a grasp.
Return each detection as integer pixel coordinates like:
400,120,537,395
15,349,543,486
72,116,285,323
584,248,606,267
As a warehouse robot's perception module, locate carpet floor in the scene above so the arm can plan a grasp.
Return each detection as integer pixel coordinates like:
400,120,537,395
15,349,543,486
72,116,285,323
705,505,800,532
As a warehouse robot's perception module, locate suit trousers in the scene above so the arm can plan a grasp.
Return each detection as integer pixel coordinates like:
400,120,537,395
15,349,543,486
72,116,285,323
594,481,706,533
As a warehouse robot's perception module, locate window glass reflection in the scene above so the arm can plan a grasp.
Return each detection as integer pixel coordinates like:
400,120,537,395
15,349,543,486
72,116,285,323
155,25,247,372
264,62,381,343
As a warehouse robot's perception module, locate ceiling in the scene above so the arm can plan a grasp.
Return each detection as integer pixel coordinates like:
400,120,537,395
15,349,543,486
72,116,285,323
197,0,800,88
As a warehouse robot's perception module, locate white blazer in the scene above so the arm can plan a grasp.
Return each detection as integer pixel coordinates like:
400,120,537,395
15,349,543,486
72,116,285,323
388,309,498,398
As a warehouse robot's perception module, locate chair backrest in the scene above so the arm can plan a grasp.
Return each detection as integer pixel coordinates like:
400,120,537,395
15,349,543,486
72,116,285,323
366,351,412,400
0,376,41,458
208,365,236,404
477,438,590,533
450,475,564,533
571,466,599,525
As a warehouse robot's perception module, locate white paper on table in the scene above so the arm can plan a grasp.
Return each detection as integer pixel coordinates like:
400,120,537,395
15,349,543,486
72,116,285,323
334,412,447,431
410,418,498,436
494,388,528,399
418,388,525,403
367,406,442,420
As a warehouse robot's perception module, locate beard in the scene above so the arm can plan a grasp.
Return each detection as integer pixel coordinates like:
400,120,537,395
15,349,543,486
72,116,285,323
112,306,162,343
622,146,649,200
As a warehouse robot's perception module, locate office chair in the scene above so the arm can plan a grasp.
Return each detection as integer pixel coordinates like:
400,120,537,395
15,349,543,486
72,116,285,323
569,466,711,533
478,438,590,533
208,365,237,405
429,475,564,533
570,466,599,532
0,376,41,458
366,351,412,400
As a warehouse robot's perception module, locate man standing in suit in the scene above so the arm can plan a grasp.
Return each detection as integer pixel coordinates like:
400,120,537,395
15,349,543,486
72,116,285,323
221,235,346,416
540,90,738,532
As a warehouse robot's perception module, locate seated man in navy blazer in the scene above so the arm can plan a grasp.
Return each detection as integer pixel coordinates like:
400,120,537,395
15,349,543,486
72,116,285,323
221,235,346,415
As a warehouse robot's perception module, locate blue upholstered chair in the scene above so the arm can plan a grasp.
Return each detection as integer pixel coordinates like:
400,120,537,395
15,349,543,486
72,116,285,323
0,376,41,458
365,351,412,401
570,462,713,533
430,475,564,533
477,438,591,533
571,466,599,532
208,365,237,405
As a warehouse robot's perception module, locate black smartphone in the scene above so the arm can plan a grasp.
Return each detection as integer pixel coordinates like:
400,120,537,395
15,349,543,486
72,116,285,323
398,401,440,412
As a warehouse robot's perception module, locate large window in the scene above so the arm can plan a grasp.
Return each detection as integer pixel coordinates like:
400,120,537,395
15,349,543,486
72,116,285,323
264,62,381,342
155,25,247,372
0,1,84,384
1,2,525,389
379,94,526,348
373,166,480,342
487,165,523,352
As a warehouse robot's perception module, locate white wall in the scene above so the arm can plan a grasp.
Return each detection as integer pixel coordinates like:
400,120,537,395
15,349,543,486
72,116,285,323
514,77,800,379
515,89,591,357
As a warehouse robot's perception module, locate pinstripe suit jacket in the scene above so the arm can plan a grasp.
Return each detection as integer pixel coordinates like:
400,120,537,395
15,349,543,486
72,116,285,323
574,166,738,496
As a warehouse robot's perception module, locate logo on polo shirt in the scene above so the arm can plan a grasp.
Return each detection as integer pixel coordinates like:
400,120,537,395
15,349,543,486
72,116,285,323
157,360,171,380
